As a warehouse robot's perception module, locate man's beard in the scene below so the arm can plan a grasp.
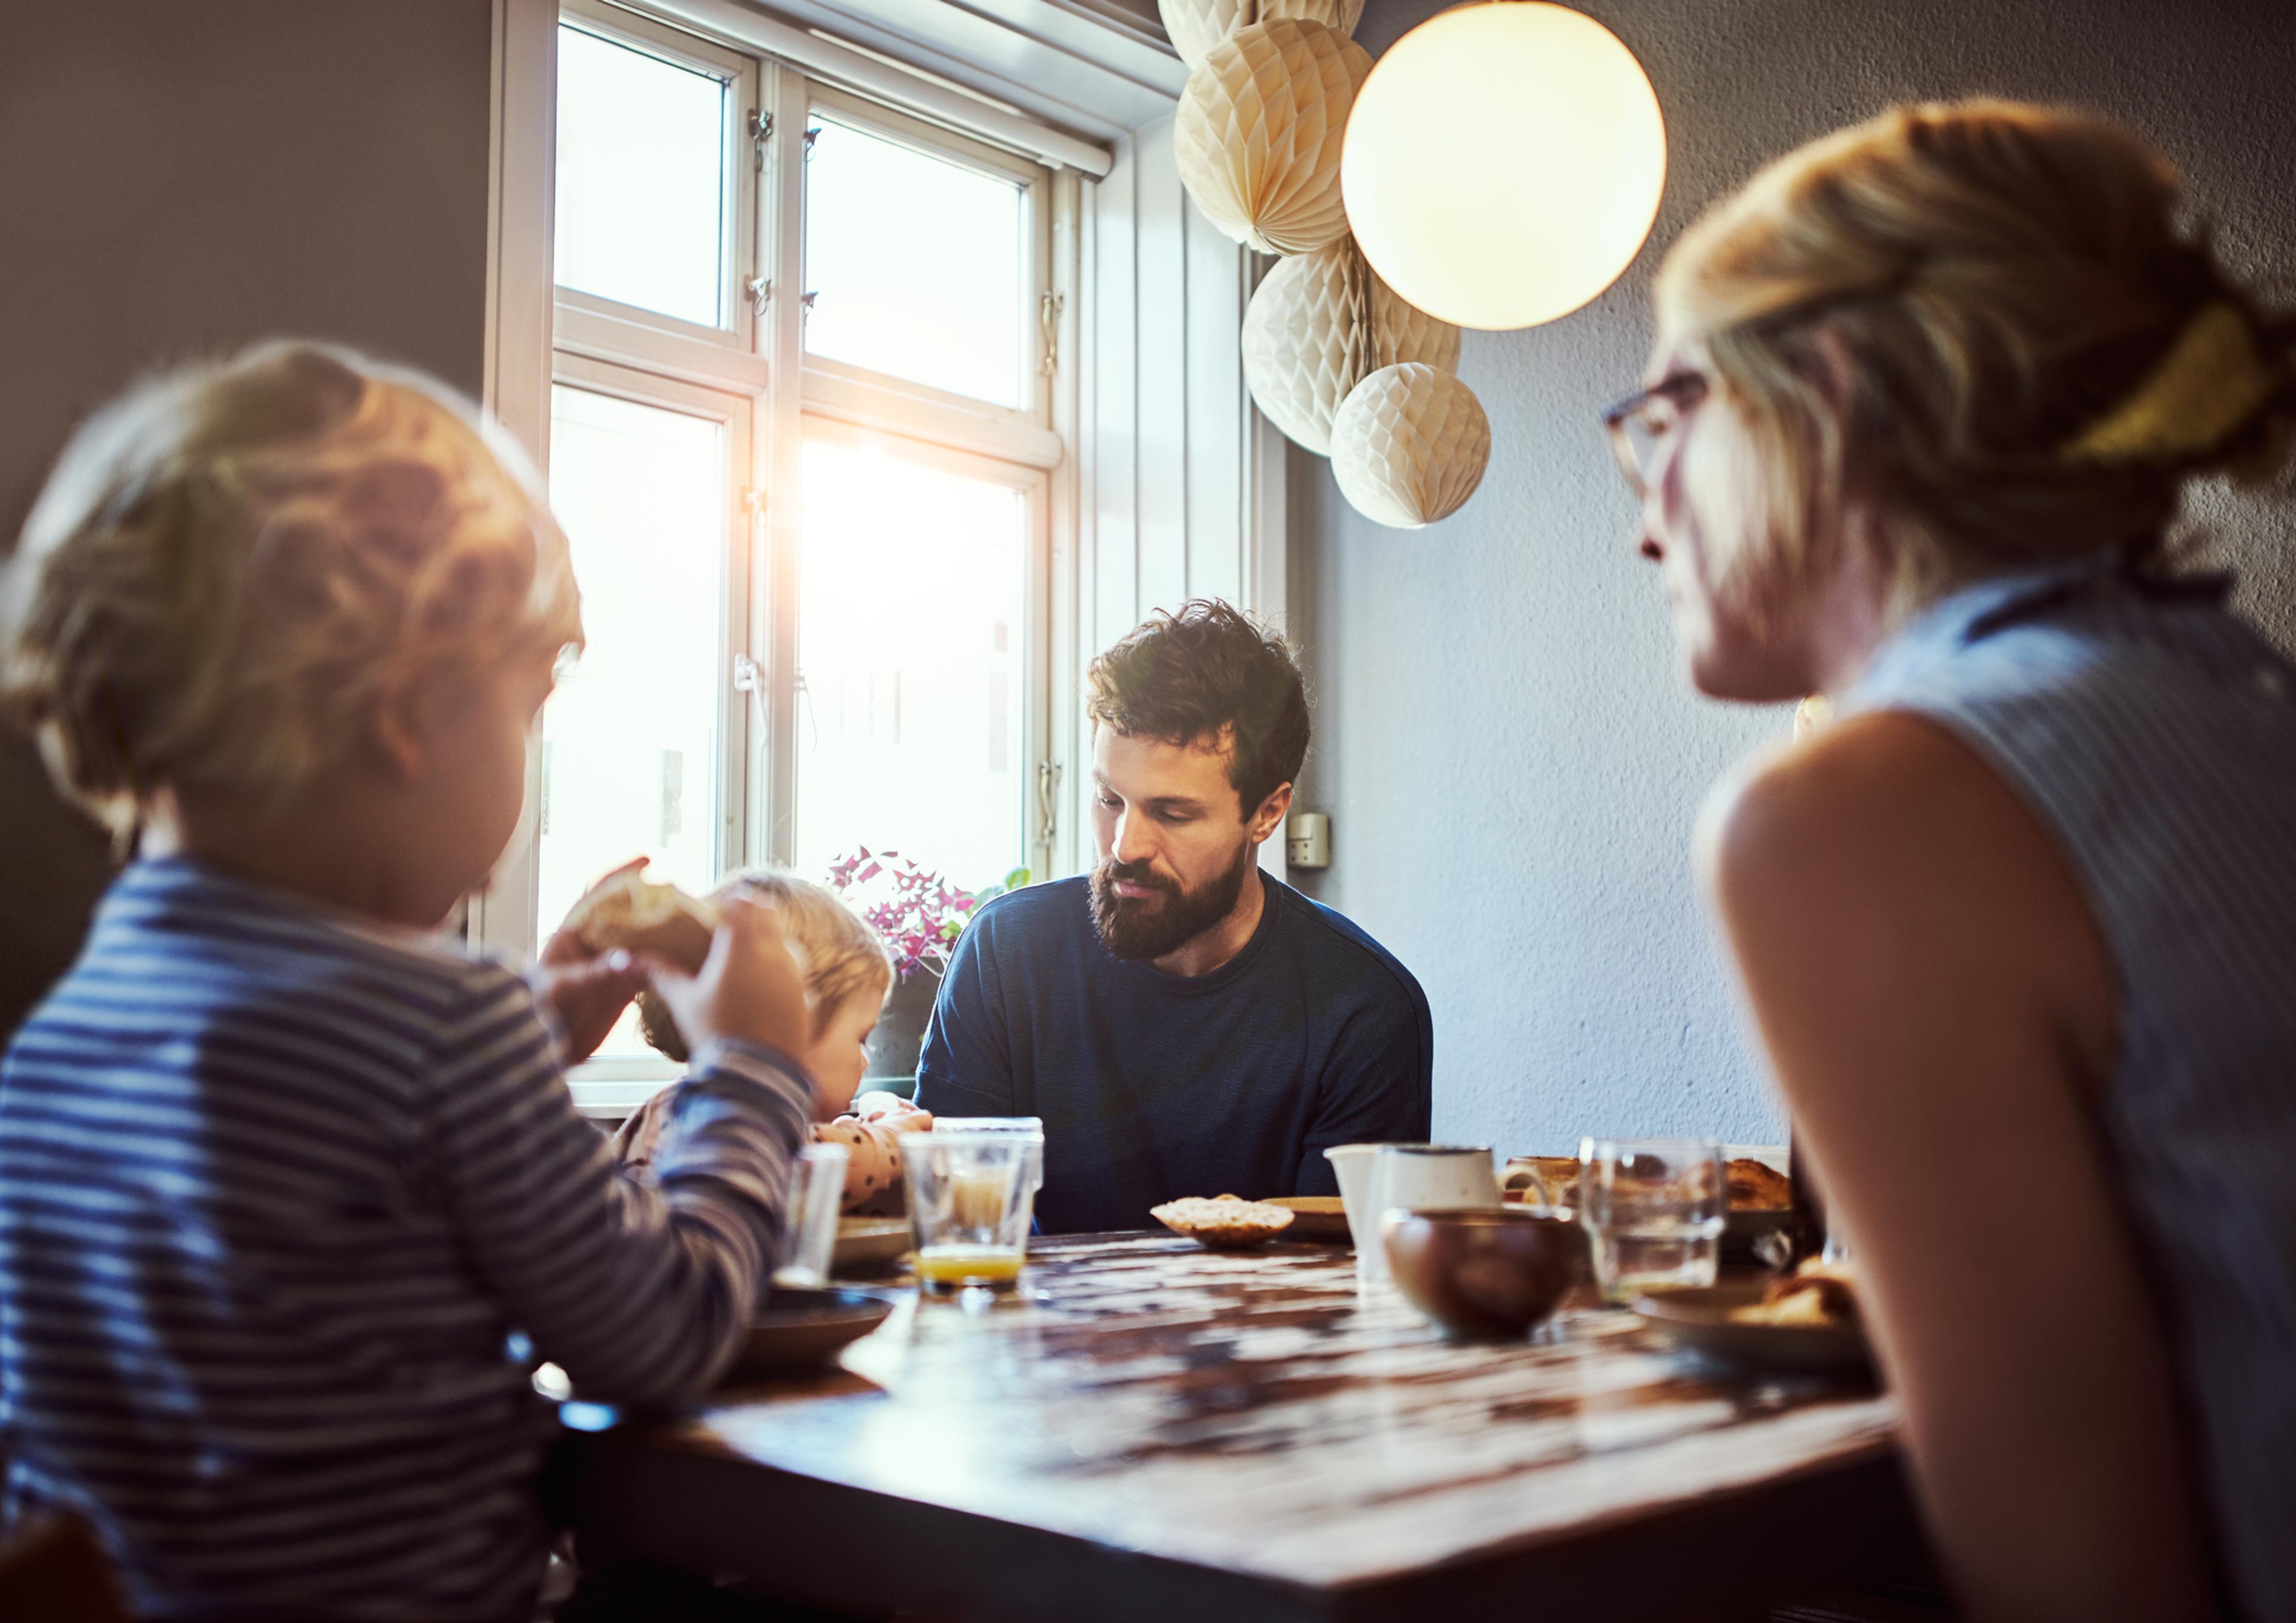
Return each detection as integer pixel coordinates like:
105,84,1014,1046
1088,841,1254,962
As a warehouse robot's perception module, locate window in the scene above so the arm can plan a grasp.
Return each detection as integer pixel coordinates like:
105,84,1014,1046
801,111,1029,407
493,0,1070,1082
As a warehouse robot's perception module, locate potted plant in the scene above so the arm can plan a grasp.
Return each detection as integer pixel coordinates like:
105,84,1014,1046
825,849,1027,1082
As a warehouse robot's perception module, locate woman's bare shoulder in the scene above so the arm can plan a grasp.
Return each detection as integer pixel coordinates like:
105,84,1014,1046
1699,707,2114,1075
1699,710,2013,888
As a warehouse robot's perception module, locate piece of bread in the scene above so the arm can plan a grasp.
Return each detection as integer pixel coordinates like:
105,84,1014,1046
1732,1258,1861,1327
1151,1195,1295,1249
558,871,720,1063
1726,1158,1794,1210
560,869,719,971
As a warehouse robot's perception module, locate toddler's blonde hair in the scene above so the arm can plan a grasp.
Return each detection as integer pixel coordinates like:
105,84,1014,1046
2,341,579,838
1654,99,2296,616
638,871,895,1063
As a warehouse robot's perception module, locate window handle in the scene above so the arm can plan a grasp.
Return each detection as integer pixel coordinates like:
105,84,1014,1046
1040,292,1064,378
747,276,772,318
1037,760,1062,850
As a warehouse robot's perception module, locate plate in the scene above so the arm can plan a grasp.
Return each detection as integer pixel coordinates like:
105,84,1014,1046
1632,1284,1872,1378
832,1218,912,1274
1264,1195,1352,1242
721,1287,893,1383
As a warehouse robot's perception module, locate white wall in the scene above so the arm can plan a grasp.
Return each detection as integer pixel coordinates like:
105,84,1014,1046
1289,0,2296,1156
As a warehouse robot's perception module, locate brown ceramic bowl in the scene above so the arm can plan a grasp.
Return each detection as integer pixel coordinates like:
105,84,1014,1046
1382,1208,1588,1339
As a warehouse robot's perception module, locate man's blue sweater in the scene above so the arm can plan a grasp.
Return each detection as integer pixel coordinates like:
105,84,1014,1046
915,874,1433,1234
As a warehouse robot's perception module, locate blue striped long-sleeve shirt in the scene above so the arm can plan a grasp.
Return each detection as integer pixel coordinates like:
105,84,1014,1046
0,856,813,1620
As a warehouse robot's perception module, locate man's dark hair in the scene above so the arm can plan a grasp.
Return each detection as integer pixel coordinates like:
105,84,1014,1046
1085,600,1309,816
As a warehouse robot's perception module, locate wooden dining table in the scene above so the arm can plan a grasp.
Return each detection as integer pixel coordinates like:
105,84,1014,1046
554,1232,1936,1622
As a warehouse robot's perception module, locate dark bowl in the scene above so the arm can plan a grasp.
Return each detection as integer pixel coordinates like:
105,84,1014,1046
720,1287,893,1383
1382,1207,1588,1339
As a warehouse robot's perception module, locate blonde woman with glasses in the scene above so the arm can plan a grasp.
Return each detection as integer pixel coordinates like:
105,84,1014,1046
1616,101,2295,1621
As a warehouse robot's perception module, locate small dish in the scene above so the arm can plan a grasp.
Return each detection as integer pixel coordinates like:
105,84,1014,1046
720,1287,893,1383
1632,1284,1872,1378
1264,1195,1351,1242
832,1218,912,1274
1382,1207,1587,1339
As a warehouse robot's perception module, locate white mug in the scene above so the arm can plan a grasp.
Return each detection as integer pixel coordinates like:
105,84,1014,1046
1370,1145,1502,1227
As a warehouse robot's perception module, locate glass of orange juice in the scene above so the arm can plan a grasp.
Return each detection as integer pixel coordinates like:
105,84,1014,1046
902,1119,1044,1293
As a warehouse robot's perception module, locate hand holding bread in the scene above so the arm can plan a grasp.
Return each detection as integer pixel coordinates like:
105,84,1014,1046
641,893,812,1058
557,867,811,1060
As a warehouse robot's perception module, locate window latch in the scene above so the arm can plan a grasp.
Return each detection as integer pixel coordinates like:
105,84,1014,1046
747,109,771,172
747,275,771,317
1039,291,1064,378
1036,760,1062,850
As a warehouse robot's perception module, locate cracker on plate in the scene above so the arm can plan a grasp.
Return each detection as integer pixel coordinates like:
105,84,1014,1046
1151,1195,1295,1249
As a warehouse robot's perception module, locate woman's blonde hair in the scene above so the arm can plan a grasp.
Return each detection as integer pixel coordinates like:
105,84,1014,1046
2,340,580,838
638,871,895,1062
1654,99,2296,614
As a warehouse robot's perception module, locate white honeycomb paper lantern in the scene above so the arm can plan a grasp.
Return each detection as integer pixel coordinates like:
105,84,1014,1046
1158,0,1364,74
1330,362,1491,529
1242,242,1463,453
1174,20,1372,256
1260,0,1364,41
1369,264,1462,373
1241,243,1371,454
1158,0,1250,72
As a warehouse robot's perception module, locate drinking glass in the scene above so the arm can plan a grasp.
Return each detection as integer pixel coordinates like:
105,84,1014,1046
1577,1137,1724,1302
901,1119,1044,1293
773,1142,849,1288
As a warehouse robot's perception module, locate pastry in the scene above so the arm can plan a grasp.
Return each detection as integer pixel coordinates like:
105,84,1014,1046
1732,1258,1861,1327
1726,1158,1794,1210
558,871,720,1061
1150,1195,1296,1249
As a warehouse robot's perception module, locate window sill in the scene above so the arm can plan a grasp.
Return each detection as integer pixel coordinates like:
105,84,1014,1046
567,1055,679,1119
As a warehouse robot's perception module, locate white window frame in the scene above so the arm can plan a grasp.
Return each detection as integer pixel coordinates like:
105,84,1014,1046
481,0,1080,1108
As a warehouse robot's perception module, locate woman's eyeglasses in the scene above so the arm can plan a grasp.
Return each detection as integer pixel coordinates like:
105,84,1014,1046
1600,371,1708,496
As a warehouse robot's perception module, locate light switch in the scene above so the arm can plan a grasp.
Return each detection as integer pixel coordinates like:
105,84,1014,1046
1287,811,1331,870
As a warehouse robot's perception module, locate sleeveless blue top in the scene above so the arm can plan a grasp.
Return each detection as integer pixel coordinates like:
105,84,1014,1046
1846,557,2296,1622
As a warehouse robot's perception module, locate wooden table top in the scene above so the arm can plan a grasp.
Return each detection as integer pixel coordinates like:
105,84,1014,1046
560,1232,1917,1622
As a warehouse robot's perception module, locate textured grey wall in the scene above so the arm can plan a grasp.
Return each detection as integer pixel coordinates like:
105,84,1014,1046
0,1,496,1036
1289,0,2296,1154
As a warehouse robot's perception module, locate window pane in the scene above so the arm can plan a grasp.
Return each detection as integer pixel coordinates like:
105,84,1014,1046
555,25,726,327
541,386,729,1054
804,117,1027,407
793,432,1027,892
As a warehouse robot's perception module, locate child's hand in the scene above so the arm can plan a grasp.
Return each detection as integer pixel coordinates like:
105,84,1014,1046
852,1093,932,1133
643,896,811,1059
530,935,649,1064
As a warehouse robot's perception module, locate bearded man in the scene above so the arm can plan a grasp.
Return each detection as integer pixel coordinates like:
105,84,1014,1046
915,600,1431,1234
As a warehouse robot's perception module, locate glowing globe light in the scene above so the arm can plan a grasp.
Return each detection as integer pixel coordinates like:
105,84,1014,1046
1340,2,1666,331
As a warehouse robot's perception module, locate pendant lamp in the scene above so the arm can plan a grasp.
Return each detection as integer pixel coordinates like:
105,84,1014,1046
1338,2,1666,331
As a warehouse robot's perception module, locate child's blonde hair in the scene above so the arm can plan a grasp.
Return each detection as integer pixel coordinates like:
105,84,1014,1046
638,871,895,1063
2,340,580,838
1654,99,2296,617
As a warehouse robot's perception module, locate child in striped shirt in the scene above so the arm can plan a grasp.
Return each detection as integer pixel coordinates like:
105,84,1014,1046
0,342,819,1621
